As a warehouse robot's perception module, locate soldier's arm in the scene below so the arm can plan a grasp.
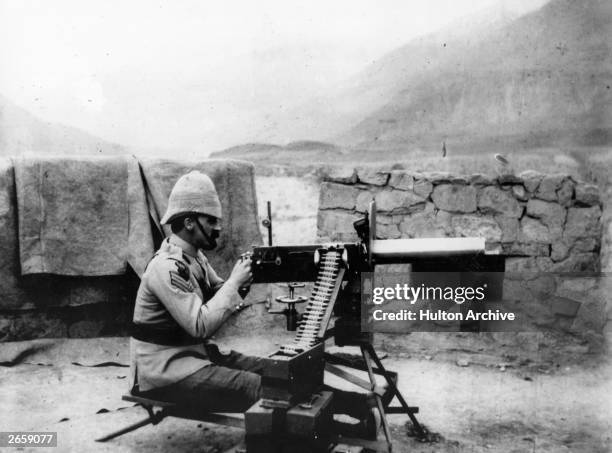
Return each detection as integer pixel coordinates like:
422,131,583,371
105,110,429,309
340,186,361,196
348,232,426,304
205,261,226,293
147,260,240,338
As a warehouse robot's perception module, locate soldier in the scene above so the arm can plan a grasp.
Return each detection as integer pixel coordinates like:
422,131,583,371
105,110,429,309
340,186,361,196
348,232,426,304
129,170,378,435
129,170,262,412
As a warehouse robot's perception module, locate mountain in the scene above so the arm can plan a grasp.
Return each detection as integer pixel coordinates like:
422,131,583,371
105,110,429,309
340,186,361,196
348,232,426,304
254,3,524,146
283,141,339,152
0,94,126,156
212,143,284,158
210,140,341,165
338,0,611,150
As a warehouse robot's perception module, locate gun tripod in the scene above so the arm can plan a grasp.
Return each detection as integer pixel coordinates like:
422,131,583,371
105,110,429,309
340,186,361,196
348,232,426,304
321,321,426,452
243,338,425,453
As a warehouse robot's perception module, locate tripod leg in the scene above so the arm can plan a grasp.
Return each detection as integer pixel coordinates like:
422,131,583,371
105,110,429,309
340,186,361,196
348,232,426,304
360,345,392,452
365,344,425,439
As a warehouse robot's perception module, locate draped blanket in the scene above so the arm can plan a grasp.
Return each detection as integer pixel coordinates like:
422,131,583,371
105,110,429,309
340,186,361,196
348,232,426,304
13,156,154,277
0,155,260,310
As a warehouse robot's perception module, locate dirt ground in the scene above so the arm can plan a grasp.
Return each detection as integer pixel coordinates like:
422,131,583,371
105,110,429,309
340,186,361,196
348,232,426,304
0,336,610,453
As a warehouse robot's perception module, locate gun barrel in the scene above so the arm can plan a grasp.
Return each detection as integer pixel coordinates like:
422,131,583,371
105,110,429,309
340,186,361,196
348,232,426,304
370,237,486,263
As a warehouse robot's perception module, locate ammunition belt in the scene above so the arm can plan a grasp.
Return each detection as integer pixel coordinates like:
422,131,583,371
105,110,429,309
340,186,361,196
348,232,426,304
279,249,342,356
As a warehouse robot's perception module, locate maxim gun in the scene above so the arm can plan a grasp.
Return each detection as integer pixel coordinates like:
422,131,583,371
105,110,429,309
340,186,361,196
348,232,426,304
243,202,505,452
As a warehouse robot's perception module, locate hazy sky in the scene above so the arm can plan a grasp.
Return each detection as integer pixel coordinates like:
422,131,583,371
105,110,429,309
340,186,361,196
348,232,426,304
0,0,548,154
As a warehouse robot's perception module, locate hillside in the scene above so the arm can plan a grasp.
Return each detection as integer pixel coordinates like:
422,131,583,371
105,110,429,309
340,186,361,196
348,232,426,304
339,0,611,150
253,3,525,146
210,140,342,165
0,95,126,156
213,143,284,157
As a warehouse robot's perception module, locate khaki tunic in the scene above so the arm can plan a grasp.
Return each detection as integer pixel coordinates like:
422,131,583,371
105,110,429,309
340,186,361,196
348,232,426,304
129,235,239,392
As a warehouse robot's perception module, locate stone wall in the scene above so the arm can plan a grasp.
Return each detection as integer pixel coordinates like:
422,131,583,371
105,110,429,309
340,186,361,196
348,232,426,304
318,168,602,271
317,167,607,342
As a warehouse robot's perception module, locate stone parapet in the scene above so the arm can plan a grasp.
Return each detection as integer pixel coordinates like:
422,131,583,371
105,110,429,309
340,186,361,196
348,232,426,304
318,169,602,272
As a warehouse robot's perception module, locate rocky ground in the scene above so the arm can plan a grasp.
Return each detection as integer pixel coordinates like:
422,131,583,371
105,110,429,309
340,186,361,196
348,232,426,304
0,336,609,453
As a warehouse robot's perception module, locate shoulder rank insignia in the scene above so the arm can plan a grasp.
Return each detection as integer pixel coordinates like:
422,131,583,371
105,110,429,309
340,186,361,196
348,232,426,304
174,261,190,280
169,261,193,292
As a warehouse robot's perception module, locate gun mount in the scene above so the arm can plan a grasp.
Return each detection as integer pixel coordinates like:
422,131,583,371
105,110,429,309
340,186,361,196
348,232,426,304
243,202,505,452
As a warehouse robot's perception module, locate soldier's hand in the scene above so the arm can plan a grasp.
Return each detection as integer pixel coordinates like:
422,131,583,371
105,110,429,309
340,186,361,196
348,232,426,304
228,257,253,288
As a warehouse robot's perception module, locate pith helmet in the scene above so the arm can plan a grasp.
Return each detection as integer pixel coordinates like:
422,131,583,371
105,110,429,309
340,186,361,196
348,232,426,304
161,171,222,224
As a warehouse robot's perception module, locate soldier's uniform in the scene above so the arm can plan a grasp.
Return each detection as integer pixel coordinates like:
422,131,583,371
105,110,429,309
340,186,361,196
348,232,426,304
129,171,373,425
129,172,262,412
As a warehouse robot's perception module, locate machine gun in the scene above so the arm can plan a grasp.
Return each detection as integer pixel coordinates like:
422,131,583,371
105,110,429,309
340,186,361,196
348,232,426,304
243,202,504,453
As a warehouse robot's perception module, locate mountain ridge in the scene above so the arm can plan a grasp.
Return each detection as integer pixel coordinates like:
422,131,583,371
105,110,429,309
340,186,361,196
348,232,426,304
338,0,611,150
252,2,528,146
0,94,126,156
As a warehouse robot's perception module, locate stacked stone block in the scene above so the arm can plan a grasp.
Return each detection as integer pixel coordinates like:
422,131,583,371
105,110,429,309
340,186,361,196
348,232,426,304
318,167,608,345
318,168,602,273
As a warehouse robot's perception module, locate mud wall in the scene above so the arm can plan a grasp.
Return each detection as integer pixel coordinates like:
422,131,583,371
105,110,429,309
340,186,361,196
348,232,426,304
317,167,608,344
